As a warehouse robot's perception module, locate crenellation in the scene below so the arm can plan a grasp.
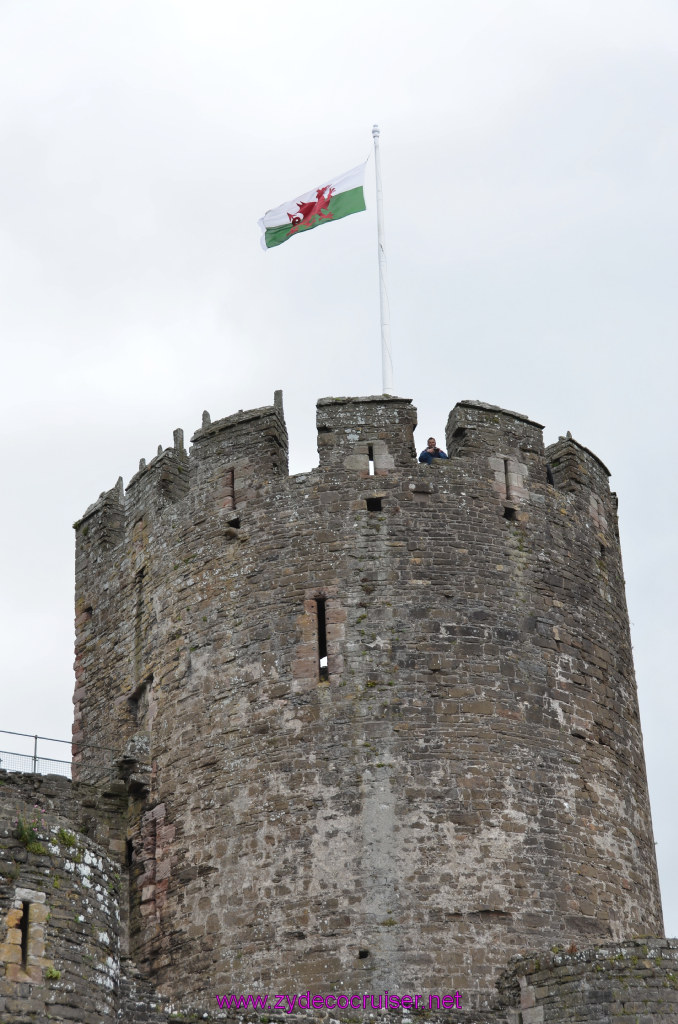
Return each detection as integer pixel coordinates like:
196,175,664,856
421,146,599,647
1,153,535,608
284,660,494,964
316,395,417,471
74,476,125,555
126,445,190,520
445,401,546,461
546,433,613,508
189,393,289,509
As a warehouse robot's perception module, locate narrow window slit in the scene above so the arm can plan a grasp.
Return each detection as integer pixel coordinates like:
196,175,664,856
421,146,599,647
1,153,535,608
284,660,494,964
503,458,511,500
224,468,235,511
134,567,146,678
20,901,30,966
316,598,328,680
366,497,382,512
367,445,375,476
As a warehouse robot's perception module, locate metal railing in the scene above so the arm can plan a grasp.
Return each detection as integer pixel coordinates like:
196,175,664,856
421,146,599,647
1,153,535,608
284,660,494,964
0,730,71,779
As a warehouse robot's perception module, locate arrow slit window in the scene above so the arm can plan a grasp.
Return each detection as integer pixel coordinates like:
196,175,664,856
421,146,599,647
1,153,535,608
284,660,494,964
316,598,328,680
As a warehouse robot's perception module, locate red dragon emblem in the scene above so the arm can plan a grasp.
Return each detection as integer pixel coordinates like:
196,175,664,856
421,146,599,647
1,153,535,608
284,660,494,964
287,184,336,236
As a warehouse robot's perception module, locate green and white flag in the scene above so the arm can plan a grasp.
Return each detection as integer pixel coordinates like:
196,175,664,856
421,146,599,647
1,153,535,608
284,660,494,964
259,161,367,250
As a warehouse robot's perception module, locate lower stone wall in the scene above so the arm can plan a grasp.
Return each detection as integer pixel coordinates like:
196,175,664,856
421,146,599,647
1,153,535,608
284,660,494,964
2,772,677,1023
119,941,678,1024
501,939,678,1023
119,954,503,1023
118,987,502,1024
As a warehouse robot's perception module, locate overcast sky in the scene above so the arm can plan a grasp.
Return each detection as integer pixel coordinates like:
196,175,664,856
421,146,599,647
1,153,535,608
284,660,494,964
1,0,676,937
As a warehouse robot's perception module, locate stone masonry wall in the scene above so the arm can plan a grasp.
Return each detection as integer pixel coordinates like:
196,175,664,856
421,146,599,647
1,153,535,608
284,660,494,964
0,770,127,1022
500,939,678,1022
72,392,663,1014
119,940,678,1024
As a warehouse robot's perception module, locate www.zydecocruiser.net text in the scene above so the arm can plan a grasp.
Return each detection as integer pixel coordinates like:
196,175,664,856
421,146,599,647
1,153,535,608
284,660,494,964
215,991,463,1013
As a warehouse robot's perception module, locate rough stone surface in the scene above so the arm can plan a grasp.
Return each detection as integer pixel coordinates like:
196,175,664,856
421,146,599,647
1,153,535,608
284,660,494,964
1,391,670,1022
500,939,678,1022
0,771,127,1021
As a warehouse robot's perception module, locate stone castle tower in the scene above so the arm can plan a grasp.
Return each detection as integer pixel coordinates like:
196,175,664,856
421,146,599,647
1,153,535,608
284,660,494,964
66,391,663,1013
2,390,674,1023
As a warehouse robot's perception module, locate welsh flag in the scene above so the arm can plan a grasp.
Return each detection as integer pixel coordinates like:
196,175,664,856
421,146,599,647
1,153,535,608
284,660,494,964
259,161,367,250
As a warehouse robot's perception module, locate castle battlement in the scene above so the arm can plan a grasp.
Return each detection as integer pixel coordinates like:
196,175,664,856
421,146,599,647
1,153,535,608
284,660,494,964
74,391,617,557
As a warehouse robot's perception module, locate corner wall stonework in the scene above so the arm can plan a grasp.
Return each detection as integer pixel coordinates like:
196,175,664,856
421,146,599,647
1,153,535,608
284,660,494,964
500,939,678,1022
72,393,663,1014
0,771,126,1022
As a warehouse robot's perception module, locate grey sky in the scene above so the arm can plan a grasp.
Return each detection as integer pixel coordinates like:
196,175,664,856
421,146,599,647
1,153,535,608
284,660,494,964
1,0,676,937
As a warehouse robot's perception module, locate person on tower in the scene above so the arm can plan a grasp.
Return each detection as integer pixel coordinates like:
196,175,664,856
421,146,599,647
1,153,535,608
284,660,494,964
419,437,448,464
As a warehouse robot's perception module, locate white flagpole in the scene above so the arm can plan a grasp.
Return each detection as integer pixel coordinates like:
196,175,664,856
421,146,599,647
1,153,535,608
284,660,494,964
372,125,394,395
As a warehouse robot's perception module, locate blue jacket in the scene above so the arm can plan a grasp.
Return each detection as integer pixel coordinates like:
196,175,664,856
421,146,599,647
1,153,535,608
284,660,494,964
419,447,448,464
